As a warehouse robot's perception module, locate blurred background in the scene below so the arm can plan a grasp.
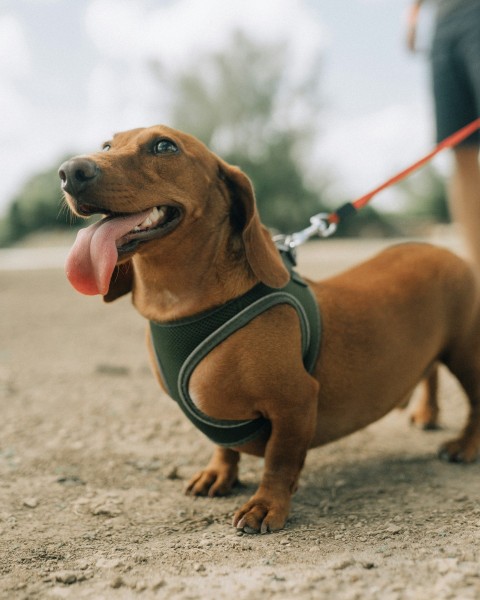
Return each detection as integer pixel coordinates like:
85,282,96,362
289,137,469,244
0,0,449,248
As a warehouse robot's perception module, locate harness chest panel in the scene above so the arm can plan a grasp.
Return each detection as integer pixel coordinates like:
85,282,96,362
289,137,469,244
149,256,321,447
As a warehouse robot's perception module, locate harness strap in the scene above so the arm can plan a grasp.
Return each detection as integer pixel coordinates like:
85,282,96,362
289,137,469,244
178,291,314,446
149,256,321,447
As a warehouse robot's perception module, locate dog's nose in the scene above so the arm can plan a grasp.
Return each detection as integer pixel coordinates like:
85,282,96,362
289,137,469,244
59,157,99,196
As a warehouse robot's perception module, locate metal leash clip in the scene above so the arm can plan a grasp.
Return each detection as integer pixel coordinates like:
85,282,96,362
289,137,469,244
273,212,337,255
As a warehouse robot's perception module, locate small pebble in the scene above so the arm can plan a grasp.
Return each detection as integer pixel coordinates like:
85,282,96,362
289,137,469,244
57,476,85,487
54,571,77,585
95,363,129,376
135,580,148,591
151,578,165,591
96,558,123,569
23,498,38,509
166,466,180,480
386,525,402,534
110,576,125,589
332,559,354,570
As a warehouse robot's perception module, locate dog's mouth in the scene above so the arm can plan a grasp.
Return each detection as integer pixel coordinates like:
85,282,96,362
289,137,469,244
65,203,183,297
110,204,183,254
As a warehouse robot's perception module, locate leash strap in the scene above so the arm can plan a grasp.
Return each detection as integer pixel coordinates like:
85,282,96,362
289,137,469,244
329,117,480,226
278,117,480,250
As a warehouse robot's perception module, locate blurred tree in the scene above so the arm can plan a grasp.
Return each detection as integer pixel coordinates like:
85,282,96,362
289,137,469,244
0,162,72,247
156,31,330,234
0,31,428,247
397,164,450,223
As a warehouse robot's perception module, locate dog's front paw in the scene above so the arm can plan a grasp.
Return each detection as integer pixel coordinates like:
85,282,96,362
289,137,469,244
186,466,238,497
439,438,479,463
232,494,290,534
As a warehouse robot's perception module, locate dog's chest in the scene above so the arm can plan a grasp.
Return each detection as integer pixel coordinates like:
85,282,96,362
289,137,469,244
149,271,321,447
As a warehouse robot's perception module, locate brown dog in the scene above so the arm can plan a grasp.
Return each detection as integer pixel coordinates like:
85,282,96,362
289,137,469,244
60,125,480,534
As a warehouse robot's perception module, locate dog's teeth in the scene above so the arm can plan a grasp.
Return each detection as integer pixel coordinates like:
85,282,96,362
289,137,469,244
137,216,152,228
132,206,166,233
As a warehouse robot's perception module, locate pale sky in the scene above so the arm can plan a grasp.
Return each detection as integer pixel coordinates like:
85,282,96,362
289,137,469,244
0,0,440,216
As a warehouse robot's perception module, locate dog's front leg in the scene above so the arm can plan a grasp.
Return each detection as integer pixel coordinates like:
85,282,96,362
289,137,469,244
233,390,317,534
186,447,240,497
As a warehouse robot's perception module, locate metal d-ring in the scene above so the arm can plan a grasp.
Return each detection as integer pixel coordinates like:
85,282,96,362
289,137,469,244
309,213,337,239
273,212,337,253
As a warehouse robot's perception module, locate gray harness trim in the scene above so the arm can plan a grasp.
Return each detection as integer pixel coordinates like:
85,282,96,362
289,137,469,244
178,292,313,435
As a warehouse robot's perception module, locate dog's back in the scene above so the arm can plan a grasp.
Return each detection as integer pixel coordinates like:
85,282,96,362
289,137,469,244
308,243,480,449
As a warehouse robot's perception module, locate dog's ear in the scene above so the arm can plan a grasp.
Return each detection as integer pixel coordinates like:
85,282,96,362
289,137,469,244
219,160,289,289
103,261,134,303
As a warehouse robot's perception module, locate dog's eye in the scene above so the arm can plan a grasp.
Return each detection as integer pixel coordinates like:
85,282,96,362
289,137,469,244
102,144,111,152
153,139,178,155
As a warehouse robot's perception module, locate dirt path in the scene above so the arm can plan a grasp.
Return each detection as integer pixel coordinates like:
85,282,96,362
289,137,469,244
1,240,479,599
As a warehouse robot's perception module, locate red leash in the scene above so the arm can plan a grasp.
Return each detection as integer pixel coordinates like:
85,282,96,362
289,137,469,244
328,117,480,226
276,117,480,249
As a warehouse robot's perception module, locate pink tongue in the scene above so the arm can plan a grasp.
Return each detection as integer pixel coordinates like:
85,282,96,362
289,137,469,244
65,210,151,295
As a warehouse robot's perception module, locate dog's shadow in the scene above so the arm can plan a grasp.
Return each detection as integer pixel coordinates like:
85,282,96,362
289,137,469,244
289,451,480,532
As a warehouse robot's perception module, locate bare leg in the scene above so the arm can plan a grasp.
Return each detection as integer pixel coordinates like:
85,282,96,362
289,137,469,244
449,146,480,268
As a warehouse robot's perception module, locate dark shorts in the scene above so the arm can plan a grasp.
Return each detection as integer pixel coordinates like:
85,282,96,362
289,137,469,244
431,0,480,146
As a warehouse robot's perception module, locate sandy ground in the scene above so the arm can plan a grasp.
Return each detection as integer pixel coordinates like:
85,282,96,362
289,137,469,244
1,237,480,600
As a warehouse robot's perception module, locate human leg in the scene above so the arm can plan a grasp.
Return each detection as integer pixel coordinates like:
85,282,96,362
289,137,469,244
449,145,480,268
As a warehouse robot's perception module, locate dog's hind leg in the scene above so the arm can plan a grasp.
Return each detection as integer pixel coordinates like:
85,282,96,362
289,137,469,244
439,339,480,463
410,364,440,430
439,393,480,463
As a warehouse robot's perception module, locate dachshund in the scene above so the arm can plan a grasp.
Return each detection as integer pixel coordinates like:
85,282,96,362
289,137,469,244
60,125,480,534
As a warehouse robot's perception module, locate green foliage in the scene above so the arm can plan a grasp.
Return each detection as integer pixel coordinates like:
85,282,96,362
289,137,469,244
397,164,450,223
226,133,329,234
0,162,72,247
335,205,399,238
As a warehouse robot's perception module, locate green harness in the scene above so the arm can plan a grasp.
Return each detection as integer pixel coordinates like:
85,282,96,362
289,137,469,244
149,251,321,447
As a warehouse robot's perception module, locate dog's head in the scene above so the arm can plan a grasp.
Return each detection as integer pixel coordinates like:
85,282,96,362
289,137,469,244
60,125,288,301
